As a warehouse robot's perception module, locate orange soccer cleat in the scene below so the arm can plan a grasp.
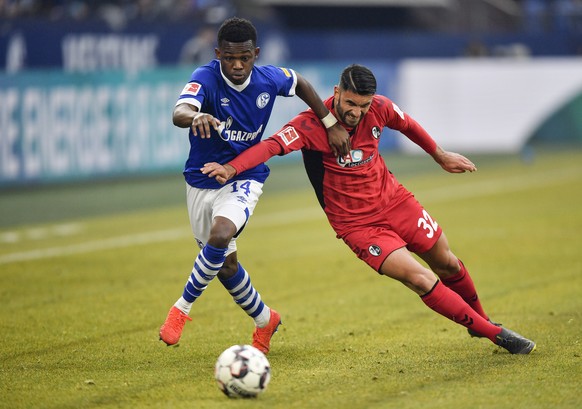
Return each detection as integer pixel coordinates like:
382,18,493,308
252,309,281,355
159,306,192,346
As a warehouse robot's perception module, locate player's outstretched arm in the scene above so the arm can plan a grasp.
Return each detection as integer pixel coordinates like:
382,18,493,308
431,146,477,173
202,138,285,184
201,163,237,185
173,103,221,138
295,73,350,157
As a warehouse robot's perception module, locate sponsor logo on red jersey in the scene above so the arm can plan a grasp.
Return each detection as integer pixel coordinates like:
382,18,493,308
277,126,300,146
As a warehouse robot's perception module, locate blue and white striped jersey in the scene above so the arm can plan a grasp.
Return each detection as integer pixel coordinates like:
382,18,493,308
176,59,298,189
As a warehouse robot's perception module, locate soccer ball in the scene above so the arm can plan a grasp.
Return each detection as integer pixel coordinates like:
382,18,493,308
214,344,271,398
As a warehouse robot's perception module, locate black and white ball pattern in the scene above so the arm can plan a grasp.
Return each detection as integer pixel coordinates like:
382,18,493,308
214,344,271,398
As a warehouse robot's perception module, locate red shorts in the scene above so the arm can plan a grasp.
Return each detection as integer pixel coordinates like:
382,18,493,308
337,184,442,272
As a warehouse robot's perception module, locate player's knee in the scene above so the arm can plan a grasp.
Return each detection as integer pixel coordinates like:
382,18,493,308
384,266,435,295
427,250,460,278
208,235,231,248
209,218,237,248
208,227,235,248
438,256,461,278
432,265,456,280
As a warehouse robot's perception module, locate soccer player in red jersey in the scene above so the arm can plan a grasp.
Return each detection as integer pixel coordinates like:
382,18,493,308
202,64,535,354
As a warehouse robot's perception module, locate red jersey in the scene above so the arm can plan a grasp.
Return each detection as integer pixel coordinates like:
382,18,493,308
228,95,437,234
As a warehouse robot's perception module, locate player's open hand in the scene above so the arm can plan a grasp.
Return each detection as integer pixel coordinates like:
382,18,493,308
433,148,477,173
191,113,221,138
201,162,236,184
326,123,351,157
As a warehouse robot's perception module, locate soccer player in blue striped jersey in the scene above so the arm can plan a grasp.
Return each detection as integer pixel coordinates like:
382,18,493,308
159,17,350,354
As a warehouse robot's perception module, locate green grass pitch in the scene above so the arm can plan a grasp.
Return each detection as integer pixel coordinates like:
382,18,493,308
1,150,581,409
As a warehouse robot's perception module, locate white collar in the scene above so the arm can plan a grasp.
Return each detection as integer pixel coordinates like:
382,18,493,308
220,64,252,92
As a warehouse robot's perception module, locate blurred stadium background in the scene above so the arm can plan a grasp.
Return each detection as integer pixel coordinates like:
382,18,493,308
0,0,581,187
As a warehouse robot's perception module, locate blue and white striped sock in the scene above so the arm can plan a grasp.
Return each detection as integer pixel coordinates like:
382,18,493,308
175,244,227,314
220,263,270,327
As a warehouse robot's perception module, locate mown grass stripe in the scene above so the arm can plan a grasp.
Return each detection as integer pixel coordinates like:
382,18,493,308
1,166,579,266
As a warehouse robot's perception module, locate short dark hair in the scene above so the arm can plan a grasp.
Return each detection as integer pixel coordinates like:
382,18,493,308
217,17,257,47
339,64,377,95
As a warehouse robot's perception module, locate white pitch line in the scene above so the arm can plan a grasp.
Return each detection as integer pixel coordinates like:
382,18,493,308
1,166,580,266
0,222,83,244
0,228,190,265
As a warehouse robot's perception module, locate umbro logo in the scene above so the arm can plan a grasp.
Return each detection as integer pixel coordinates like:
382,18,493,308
221,97,230,106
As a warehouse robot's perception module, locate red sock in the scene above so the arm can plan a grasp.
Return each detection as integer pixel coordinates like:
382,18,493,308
440,260,489,320
421,281,501,343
